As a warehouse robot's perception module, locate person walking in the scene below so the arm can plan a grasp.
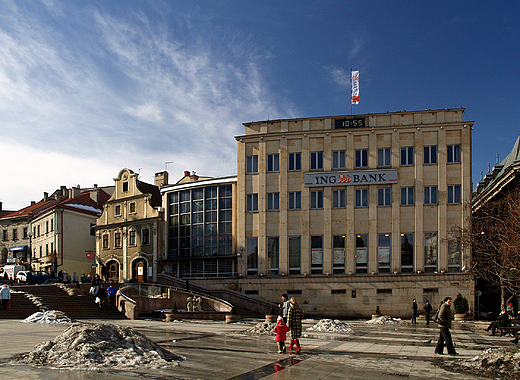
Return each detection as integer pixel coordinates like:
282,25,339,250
107,284,117,308
424,301,433,325
95,284,107,308
287,297,304,353
273,316,290,353
279,293,290,323
435,297,458,356
72,272,79,284
0,285,11,310
411,299,418,324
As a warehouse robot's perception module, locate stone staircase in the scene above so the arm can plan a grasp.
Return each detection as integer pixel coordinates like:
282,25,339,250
1,284,126,320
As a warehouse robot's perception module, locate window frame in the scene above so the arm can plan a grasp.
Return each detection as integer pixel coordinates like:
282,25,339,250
288,153,301,171
424,186,438,205
400,146,414,166
355,188,368,207
447,185,461,204
424,146,438,165
267,192,280,211
310,190,324,209
310,151,324,170
377,148,391,167
332,150,346,169
288,191,301,210
267,154,280,172
355,149,368,168
246,193,259,212
378,187,391,206
246,155,259,174
447,144,461,163
401,187,415,206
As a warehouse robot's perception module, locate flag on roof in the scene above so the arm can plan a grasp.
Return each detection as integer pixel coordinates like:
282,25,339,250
351,70,359,105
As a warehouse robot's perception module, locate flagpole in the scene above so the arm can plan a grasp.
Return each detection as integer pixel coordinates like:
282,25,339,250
350,68,352,115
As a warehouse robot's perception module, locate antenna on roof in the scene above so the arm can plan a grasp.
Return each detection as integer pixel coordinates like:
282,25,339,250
165,161,174,171
496,154,499,164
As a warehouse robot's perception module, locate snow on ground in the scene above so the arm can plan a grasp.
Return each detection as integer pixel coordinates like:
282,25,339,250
16,323,184,370
306,319,354,334
365,315,405,325
239,321,276,335
23,310,73,324
443,347,520,380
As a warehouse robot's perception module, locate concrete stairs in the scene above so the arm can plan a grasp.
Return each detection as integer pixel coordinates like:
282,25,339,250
3,284,126,320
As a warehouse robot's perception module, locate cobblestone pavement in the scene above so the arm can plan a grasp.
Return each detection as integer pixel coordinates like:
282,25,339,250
0,318,511,379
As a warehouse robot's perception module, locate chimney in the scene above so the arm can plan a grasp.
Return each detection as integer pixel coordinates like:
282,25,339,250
90,188,99,204
0,202,2,211
31,201,36,205
155,171,169,187
190,171,199,182
184,170,190,177
43,192,48,202
61,185,67,197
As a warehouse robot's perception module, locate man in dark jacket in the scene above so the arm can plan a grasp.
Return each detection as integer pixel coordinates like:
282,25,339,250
411,299,418,324
484,310,510,336
423,301,433,325
435,297,458,356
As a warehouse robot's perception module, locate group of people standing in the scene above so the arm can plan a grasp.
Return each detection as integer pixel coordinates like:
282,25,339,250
273,293,303,354
90,274,117,308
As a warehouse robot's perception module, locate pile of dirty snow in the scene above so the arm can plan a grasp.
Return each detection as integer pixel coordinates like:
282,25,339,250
443,347,520,379
365,315,405,325
16,323,184,370
23,310,73,324
306,319,354,333
24,293,48,310
240,321,276,335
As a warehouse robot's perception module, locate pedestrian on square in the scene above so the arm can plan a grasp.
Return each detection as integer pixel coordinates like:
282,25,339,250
411,299,418,324
95,284,107,308
273,316,290,353
279,293,289,323
287,297,303,353
107,284,117,307
0,285,11,310
72,272,78,284
423,301,433,325
435,297,458,356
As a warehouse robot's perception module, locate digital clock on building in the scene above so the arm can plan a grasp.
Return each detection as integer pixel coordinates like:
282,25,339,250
334,117,365,129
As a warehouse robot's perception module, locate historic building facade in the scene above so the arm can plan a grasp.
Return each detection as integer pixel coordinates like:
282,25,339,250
96,169,164,282
215,108,475,317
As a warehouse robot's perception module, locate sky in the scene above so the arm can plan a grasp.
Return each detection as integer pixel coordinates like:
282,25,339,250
1,0,519,210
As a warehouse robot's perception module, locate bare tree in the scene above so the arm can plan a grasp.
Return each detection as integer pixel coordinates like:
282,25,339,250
472,186,520,310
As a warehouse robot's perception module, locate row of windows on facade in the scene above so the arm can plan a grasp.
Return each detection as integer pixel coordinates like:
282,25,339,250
32,242,54,259
1,220,55,242
113,202,137,216
245,233,461,276
245,288,440,297
246,145,461,173
101,229,151,249
246,185,461,212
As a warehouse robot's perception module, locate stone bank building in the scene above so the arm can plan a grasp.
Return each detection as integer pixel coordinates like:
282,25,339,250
227,108,474,318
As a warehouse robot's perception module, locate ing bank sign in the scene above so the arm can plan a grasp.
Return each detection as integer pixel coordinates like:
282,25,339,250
304,169,398,187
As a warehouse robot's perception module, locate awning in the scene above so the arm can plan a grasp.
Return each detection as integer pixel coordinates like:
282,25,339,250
9,245,28,252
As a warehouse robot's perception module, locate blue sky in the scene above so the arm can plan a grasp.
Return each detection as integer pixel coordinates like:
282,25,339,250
1,1,519,209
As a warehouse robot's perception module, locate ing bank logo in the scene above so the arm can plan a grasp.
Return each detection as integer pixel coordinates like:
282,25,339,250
338,174,352,183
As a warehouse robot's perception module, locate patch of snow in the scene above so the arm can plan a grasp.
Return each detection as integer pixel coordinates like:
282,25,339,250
16,323,184,370
306,319,354,334
65,204,102,215
23,310,73,324
444,347,520,379
239,321,276,335
365,315,405,325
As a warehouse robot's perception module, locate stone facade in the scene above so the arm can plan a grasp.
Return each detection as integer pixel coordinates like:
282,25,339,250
96,168,164,282
226,108,474,318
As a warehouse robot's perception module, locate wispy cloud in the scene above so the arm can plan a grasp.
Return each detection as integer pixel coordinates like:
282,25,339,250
0,2,291,208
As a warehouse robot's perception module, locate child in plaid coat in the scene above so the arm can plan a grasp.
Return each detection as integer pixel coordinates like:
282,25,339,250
273,316,290,353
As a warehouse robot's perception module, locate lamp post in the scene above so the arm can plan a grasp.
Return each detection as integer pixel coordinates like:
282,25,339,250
27,230,33,284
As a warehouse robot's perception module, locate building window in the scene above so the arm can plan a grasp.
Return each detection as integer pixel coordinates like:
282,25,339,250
247,237,258,276
122,181,129,192
102,234,109,249
90,223,96,236
378,148,391,167
332,190,346,208
378,188,391,206
115,205,121,216
424,146,437,164
46,221,49,234
355,189,368,207
310,152,323,170
267,154,280,172
424,232,438,273
288,192,301,210
333,150,346,169
401,233,414,273
401,147,414,166
378,233,391,273
23,227,28,239
2,230,7,241
447,185,461,204
267,192,280,211
114,232,122,248
267,237,279,275
246,155,258,174
289,153,301,171
289,236,301,275
401,187,414,206
129,230,136,246
333,235,345,274
247,194,259,212
142,228,150,245
310,190,323,209
311,235,323,275
447,232,461,272
50,219,54,231
447,144,461,163
424,186,438,205
355,149,368,168
12,228,17,240
129,202,136,214
37,225,40,236
355,234,368,274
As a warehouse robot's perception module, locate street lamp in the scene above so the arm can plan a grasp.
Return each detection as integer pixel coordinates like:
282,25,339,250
27,230,33,284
